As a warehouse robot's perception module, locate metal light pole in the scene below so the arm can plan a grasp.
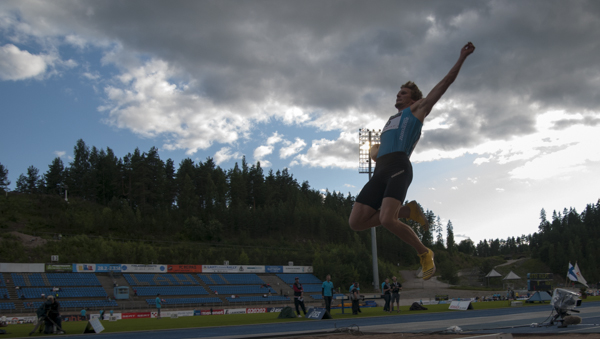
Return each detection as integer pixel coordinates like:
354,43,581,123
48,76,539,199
358,128,381,291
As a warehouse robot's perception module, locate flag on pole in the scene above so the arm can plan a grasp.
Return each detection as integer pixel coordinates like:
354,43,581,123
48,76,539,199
567,262,578,282
573,263,589,288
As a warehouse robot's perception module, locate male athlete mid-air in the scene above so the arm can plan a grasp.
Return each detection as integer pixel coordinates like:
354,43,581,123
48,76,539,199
349,42,476,280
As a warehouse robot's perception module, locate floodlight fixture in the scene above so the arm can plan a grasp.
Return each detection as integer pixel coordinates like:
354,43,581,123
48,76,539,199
358,129,381,174
358,128,382,291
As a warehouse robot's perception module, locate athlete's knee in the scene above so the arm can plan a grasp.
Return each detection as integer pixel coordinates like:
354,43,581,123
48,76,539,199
348,215,363,231
379,212,397,228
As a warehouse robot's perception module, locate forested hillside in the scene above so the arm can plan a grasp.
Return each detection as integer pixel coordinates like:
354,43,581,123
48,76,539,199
1,139,599,287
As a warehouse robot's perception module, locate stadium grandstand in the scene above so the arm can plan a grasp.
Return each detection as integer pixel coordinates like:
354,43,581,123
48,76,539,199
0,265,326,314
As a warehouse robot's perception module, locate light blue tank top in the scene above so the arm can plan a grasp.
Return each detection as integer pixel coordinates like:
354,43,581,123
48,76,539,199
377,107,422,159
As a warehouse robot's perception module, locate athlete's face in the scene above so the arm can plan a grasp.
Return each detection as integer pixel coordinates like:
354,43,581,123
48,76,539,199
395,88,413,110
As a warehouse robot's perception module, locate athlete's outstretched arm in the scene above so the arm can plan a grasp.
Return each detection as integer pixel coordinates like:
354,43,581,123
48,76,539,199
413,42,475,120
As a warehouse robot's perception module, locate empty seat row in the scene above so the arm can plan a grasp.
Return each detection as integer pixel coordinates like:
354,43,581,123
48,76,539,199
17,287,107,299
220,274,265,285
0,302,15,310
276,274,321,284
0,288,9,299
145,297,222,305
125,274,199,286
133,286,209,296
226,296,289,303
0,275,5,287
197,274,227,285
210,285,275,295
11,273,100,287
27,300,118,309
289,284,322,293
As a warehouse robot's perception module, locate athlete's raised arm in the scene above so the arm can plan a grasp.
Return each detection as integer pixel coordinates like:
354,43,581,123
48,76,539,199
412,42,475,121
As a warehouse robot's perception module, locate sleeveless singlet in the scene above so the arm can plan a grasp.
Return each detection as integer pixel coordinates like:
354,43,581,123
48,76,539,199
377,107,422,158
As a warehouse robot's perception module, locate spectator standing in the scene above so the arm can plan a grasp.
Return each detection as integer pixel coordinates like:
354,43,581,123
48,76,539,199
80,308,87,320
321,274,334,314
381,278,391,312
43,296,63,334
155,294,162,318
292,277,307,317
350,282,361,315
390,276,402,312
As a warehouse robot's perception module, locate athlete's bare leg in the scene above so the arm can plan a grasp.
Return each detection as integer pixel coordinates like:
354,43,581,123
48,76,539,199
379,197,427,254
349,201,411,231
349,198,426,254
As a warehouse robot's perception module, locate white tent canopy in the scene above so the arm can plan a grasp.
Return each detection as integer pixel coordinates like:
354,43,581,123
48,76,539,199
503,271,521,280
485,269,502,278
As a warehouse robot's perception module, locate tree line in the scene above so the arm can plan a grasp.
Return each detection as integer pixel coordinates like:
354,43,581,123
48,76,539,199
0,139,454,287
2,139,598,285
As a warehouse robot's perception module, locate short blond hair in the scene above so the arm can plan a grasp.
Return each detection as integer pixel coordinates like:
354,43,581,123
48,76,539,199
401,81,423,101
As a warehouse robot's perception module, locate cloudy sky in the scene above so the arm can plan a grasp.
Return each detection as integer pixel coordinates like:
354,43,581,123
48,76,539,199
1,0,599,244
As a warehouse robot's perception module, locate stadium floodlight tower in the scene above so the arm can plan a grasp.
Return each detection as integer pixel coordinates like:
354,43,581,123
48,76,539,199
358,128,381,292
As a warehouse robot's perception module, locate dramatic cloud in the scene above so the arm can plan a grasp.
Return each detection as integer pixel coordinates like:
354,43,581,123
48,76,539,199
0,44,49,80
214,147,241,165
3,0,600,169
280,138,306,159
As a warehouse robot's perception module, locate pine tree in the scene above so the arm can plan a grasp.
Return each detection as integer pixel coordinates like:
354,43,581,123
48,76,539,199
446,220,455,253
0,162,10,192
45,157,65,195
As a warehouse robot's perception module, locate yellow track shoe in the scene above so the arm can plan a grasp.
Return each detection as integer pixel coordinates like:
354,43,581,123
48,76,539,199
419,248,436,280
407,200,430,232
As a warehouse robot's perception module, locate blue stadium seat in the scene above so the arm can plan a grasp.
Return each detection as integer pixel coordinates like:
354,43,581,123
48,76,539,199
210,285,275,295
289,284,321,293
125,274,198,286
276,274,321,284
226,296,289,303
0,302,16,310
133,286,209,296
145,297,222,305
220,274,265,285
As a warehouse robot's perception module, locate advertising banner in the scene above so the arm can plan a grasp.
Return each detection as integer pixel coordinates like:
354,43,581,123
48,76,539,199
199,309,225,315
73,264,96,272
448,300,473,310
89,313,121,320
120,264,167,273
246,307,267,314
202,265,240,273
267,307,284,313
121,312,151,319
61,315,86,322
194,310,202,316
282,266,313,273
306,307,331,320
239,266,265,273
96,264,122,273
167,264,202,273
0,263,45,273
45,264,73,272
5,316,37,324
225,308,247,315
151,310,195,318
265,266,283,273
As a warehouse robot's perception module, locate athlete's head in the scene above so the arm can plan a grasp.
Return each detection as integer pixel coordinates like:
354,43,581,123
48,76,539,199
395,81,423,110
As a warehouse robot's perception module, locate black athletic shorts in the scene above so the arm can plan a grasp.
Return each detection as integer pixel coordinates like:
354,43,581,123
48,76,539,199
355,151,413,210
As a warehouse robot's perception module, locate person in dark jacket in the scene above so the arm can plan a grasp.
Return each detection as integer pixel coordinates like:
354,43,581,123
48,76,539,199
43,295,63,334
292,277,307,317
